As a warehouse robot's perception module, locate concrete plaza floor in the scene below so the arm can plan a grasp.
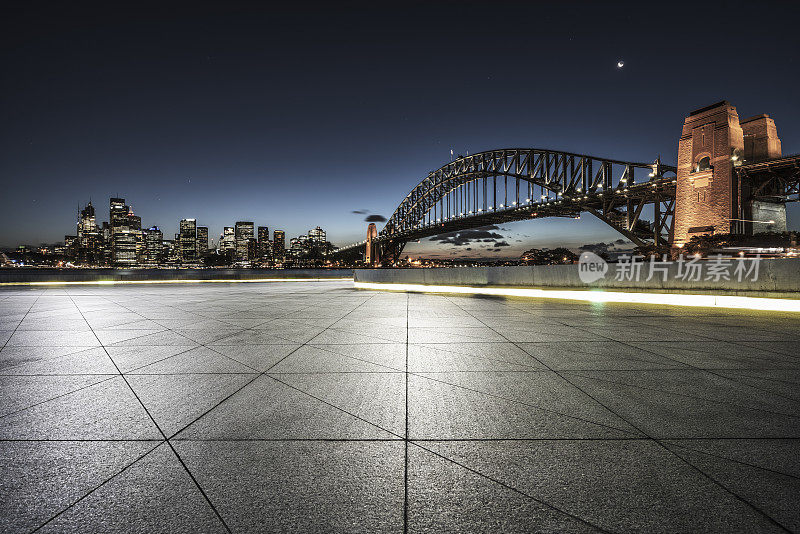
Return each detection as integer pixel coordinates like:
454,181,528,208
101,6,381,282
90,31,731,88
0,280,799,533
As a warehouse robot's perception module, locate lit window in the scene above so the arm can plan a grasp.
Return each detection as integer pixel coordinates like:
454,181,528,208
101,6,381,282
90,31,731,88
695,156,711,172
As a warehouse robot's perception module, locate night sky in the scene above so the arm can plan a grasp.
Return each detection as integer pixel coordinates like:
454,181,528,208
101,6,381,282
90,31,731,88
2,1,799,257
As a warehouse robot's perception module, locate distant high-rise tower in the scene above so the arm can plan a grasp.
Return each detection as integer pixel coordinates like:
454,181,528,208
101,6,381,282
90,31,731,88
257,226,270,257
220,227,236,253
109,198,137,266
273,230,285,259
179,219,197,263
308,226,326,243
196,226,209,257
143,227,163,265
235,221,254,261
77,201,102,264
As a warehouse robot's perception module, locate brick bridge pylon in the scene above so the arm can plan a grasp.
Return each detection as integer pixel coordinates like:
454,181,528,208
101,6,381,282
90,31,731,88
672,100,785,251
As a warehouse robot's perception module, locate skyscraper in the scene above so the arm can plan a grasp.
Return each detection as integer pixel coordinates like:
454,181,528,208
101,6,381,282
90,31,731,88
196,226,209,257
143,226,163,265
179,218,197,264
273,230,285,259
77,201,103,264
308,226,326,243
220,227,236,253
235,221,254,261
109,198,137,266
257,226,270,257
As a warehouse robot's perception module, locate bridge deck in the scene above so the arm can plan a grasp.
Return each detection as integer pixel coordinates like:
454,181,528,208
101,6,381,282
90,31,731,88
1,281,798,532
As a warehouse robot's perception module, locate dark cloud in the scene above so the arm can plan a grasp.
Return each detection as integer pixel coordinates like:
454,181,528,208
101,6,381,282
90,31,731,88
430,227,504,246
493,241,510,247
352,209,369,215
365,214,387,222
615,239,626,245
579,242,614,254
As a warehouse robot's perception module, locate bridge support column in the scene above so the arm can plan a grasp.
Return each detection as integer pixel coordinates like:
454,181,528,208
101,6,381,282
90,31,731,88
672,101,785,251
365,223,379,266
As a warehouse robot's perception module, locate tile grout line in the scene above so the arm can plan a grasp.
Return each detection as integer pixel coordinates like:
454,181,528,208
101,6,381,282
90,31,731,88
404,291,409,534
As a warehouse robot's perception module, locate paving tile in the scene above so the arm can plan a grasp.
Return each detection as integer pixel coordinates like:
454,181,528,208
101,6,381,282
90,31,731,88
421,440,787,533
563,369,800,417
0,346,101,371
0,376,162,439
0,347,117,375
104,344,198,372
628,341,800,369
411,371,640,436
409,342,545,372
408,374,635,440
0,374,112,416
408,326,507,344
407,444,602,533
108,330,199,346
490,325,601,342
6,330,101,347
519,340,684,370
127,346,257,374
271,344,404,373
209,343,301,372
127,373,257,436
662,440,800,531
714,369,800,400
175,440,404,533
306,343,407,370
175,375,397,440
37,444,227,534
272,372,405,436
209,328,318,345
0,440,158,533
16,317,93,331
564,372,800,438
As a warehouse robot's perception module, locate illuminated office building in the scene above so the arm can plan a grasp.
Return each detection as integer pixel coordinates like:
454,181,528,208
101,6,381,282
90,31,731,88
257,226,270,257
179,219,197,264
109,198,138,266
143,227,163,265
273,230,285,259
196,226,209,257
235,221,254,261
308,226,326,243
220,227,236,253
77,201,103,263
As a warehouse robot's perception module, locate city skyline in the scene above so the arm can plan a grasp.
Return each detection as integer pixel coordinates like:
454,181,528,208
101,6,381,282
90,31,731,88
2,2,799,256
20,195,335,268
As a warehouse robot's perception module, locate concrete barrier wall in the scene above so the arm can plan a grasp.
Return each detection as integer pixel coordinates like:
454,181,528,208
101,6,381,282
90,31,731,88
0,268,353,283
355,259,800,296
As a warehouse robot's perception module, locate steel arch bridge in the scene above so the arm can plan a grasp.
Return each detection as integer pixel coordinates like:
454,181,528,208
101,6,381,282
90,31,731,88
332,148,678,264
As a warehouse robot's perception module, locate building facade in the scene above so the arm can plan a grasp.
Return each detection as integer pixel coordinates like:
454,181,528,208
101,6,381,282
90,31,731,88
143,226,163,265
179,218,197,264
235,221,254,261
196,226,209,258
273,230,285,259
